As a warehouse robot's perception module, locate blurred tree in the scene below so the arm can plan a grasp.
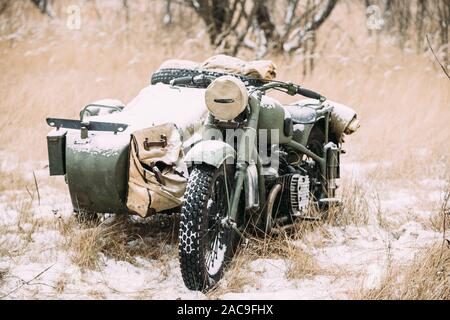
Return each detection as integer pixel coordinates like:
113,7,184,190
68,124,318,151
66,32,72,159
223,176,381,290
163,0,173,25
30,0,53,17
186,0,337,57
122,0,129,24
2,0,446,71
364,0,449,67
0,0,9,15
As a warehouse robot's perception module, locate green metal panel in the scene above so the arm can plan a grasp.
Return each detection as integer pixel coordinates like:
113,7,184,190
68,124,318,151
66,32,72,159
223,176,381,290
291,123,314,146
65,131,130,214
185,140,236,168
47,129,67,176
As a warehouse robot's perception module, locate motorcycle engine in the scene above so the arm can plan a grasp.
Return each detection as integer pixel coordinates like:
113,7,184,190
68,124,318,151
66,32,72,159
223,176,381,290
273,173,310,219
264,148,315,220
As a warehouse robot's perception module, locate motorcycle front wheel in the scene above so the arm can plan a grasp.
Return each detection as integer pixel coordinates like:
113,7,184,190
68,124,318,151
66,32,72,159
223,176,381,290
179,164,239,292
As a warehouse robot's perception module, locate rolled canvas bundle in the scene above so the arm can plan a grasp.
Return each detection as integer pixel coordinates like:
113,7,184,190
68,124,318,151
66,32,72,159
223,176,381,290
200,54,277,80
156,54,277,80
327,100,360,137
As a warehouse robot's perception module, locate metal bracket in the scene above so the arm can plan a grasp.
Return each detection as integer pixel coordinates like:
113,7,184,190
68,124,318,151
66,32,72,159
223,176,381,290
47,118,128,133
144,135,167,150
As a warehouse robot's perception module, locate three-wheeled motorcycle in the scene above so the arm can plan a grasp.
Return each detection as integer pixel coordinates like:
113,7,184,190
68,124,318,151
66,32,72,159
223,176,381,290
45,56,359,292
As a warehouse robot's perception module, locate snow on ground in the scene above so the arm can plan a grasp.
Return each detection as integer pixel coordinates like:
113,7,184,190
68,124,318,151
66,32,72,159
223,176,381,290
0,161,445,299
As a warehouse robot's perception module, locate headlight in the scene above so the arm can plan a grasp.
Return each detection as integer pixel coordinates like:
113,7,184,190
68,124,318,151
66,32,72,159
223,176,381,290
205,76,248,121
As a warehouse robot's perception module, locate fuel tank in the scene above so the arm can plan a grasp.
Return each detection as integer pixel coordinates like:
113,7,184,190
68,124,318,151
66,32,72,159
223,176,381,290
258,95,293,144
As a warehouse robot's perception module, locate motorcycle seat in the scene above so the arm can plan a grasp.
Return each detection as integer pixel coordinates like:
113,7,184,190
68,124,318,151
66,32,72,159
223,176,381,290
284,104,318,124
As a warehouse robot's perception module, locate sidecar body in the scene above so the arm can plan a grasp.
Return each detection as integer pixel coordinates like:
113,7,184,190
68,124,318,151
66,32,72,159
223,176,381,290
47,84,207,216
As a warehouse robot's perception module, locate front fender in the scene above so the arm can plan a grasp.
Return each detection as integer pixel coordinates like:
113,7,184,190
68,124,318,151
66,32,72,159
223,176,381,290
185,140,236,168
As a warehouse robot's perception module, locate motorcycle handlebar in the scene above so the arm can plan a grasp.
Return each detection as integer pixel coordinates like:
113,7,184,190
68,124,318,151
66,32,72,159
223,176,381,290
259,82,325,101
170,76,325,101
296,87,324,101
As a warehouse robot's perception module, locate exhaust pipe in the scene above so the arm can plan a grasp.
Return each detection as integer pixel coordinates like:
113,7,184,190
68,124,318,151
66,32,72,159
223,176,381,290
264,184,282,234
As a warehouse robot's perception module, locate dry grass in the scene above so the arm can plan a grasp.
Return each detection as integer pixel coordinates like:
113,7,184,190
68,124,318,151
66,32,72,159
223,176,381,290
327,179,370,227
87,290,106,299
0,269,7,286
284,246,320,280
207,252,255,298
208,229,323,297
429,186,450,233
360,188,450,300
67,225,105,270
359,244,449,300
60,214,178,270
54,276,67,295
0,194,41,259
0,164,28,194
248,232,322,279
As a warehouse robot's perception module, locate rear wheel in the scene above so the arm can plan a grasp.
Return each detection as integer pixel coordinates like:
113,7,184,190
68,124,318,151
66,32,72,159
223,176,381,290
179,164,239,291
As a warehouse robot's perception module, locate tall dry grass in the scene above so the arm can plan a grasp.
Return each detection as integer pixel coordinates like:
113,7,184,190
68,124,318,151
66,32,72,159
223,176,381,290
359,244,449,300
58,214,178,270
359,185,450,300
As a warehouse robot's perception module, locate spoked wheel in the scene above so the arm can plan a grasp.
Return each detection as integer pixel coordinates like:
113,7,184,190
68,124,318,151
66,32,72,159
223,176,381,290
179,164,240,292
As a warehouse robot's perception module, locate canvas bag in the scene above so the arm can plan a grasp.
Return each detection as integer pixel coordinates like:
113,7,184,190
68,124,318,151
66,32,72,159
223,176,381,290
126,123,188,217
200,54,277,80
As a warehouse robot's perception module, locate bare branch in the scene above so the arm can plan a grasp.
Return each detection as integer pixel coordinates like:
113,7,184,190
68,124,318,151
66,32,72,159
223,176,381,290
32,170,41,206
284,0,338,53
187,0,337,57
426,34,450,80
280,0,300,43
0,264,54,299
214,0,247,47
30,0,53,18
163,0,173,25
255,1,278,42
231,2,259,55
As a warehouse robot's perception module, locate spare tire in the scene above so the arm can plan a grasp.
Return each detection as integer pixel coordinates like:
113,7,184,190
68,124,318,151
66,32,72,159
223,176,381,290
150,68,265,88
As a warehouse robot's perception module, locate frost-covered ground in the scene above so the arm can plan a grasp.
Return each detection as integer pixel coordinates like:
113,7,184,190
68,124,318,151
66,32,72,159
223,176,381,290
0,159,446,300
